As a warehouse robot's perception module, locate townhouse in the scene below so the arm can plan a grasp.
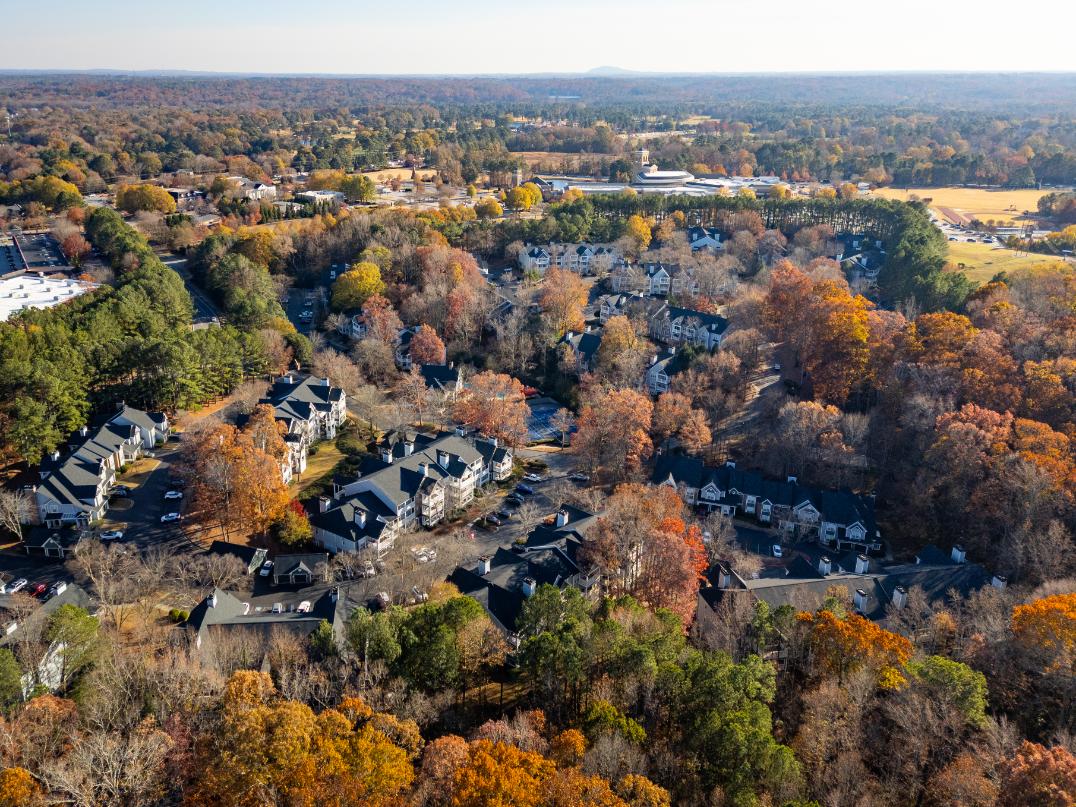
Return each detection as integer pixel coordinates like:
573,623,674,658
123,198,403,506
558,328,603,374
448,505,601,645
698,544,999,638
257,374,347,484
24,405,168,529
419,363,463,396
653,454,881,552
644,349,682,395
311,430,512,555
686,226,723,252
611,262,699,297
648,305,729,351
226,176,277,201
519,243,620,276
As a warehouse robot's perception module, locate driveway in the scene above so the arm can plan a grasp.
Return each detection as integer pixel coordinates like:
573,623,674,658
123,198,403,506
98,439,193,551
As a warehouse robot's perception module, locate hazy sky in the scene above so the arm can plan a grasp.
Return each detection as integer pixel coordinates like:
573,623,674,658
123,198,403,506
5,0,1075,74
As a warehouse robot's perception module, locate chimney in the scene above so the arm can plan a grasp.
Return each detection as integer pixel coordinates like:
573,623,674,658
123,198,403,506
478,555,491,575
455,425,466,437
991,575,1007,589
855,554,869,574
717,564,732,589
951,545,966,564
555,509,569,527
786,475,798,485
320,377,330,386
892,586,907,609
318,496,331,513
79,425,88,437
331,586,339,603
437,449,449,469
286,374,294,383
208,591,218,608
403,439,414,456
418,462,429,478
50,450,60,462
725,460,736,469
522,577,536,597
353,509,366,528
817,556,831,576
448,361,454,369
380,447,393,464
853,589,867,612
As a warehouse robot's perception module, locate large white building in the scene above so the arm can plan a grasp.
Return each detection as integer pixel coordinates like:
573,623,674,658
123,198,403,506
0,275,96,322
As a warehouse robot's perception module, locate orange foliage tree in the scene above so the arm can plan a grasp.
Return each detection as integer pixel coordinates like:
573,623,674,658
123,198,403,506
999,741,1076,807
797,609,914,688
452,371,529,447
573,388,653,480
539,268,588,339
409,324,447,365
1012,592,1076,670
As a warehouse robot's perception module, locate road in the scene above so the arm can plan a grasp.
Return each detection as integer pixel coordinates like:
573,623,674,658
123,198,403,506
156,252,220,326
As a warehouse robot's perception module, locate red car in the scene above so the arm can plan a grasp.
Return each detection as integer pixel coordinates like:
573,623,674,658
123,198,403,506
522,386,540,399
29,582,47,597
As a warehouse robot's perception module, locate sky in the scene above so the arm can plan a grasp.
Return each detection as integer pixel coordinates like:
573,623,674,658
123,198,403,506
4,0,1076,75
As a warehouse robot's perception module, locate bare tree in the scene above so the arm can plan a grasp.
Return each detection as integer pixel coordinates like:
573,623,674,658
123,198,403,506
0,488,31,543
66,541,146,632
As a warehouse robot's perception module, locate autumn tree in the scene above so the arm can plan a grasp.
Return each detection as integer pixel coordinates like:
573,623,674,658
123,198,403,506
116,184,176,214
999,741,1076,807
452,371,529,447
450,740,554,807
332,261,386,311
59,234,91,268
573,388,653,480
797,608,914,688
409,324,447,366
623,215,652,256
539,268,588,339
0,767,42,807
1012,592,1076,671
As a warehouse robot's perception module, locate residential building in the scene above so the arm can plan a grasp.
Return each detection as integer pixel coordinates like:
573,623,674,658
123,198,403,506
559,328,603,374
649,305,729,350
518,243,620,275
395,326,421,370
420,363,464,396
686,226,723,251
23,406,167,528
185,584,350,651
296,189,344,204
226,176,277,201
22,527,83,559
594,292,665,324
257,374,347,483
1,584,94,695
644,349,682,395
311,430,513,555
448,505,601,644
611,262,698,297
697,544,996,635
271,553,328,586
653,455,880,551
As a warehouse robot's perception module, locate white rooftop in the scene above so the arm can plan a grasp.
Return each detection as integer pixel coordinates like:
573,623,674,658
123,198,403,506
0,274,97,321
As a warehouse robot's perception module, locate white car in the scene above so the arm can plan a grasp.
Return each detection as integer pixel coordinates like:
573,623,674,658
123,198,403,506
160,512,181,523
7,579,27,594
523,473,543,483
164,490,183,500
772,544,783,558
100,530,124,541
259,560,274,577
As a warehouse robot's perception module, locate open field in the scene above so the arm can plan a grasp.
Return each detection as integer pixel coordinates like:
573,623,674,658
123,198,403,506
510,151,616,170
944,240,1062,284
873,186,1049,226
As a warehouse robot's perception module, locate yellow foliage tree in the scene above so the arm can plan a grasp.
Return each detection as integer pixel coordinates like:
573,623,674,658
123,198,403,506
332,262,386,311
0,767,42,807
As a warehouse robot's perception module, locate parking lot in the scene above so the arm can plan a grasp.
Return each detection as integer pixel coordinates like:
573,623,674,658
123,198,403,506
526,397,565,442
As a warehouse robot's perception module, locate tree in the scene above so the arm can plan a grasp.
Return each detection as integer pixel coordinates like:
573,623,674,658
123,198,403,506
409,324,447,365
0,649,23,709
906,655,988,727
0,489,31,544
551,407,575,447
332,262,386,311
59,234,91,268
359,294,404,345
539,268,588,339
1012,592,1076,670
116,184,176,214
450,740,555,807
797,609,914,688
453,372,529,447
0,767,42,807
624,215,652,255
45,605,101,689
999,742,1076,807
573,389,653,480
275,501,312,546
474,198,503,219
339,174,376,203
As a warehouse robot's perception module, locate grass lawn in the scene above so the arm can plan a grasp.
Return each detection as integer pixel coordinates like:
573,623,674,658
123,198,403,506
362,168,438,183
294,441,347,498
873,186,1049,226
945,241,1061,284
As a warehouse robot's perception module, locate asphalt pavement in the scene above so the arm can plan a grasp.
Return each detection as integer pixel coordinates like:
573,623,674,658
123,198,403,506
157,252,220,325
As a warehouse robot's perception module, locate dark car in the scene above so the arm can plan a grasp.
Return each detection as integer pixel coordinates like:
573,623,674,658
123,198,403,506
111,485,132,498
496,509,512,520
505,493,524,505
485,514,502,527
515,483,535,496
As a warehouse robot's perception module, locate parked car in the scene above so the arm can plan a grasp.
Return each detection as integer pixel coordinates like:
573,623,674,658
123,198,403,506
496,509,512,520
568,472,590,482
111,486,131,498
515,483,535,495
411,586,429,603
772,544,783,558
359,560,377,578
29,582,47,597
43,581,67,601
100,530,124,541
271,602,283,614
259,560,274,577
523,473,542,483
164,490,183,500
7,579,27,594
505,493,524,505
485,514,502,527
160,512,181,523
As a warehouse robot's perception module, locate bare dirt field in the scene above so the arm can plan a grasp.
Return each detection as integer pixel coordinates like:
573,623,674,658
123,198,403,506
873,186,1050,226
